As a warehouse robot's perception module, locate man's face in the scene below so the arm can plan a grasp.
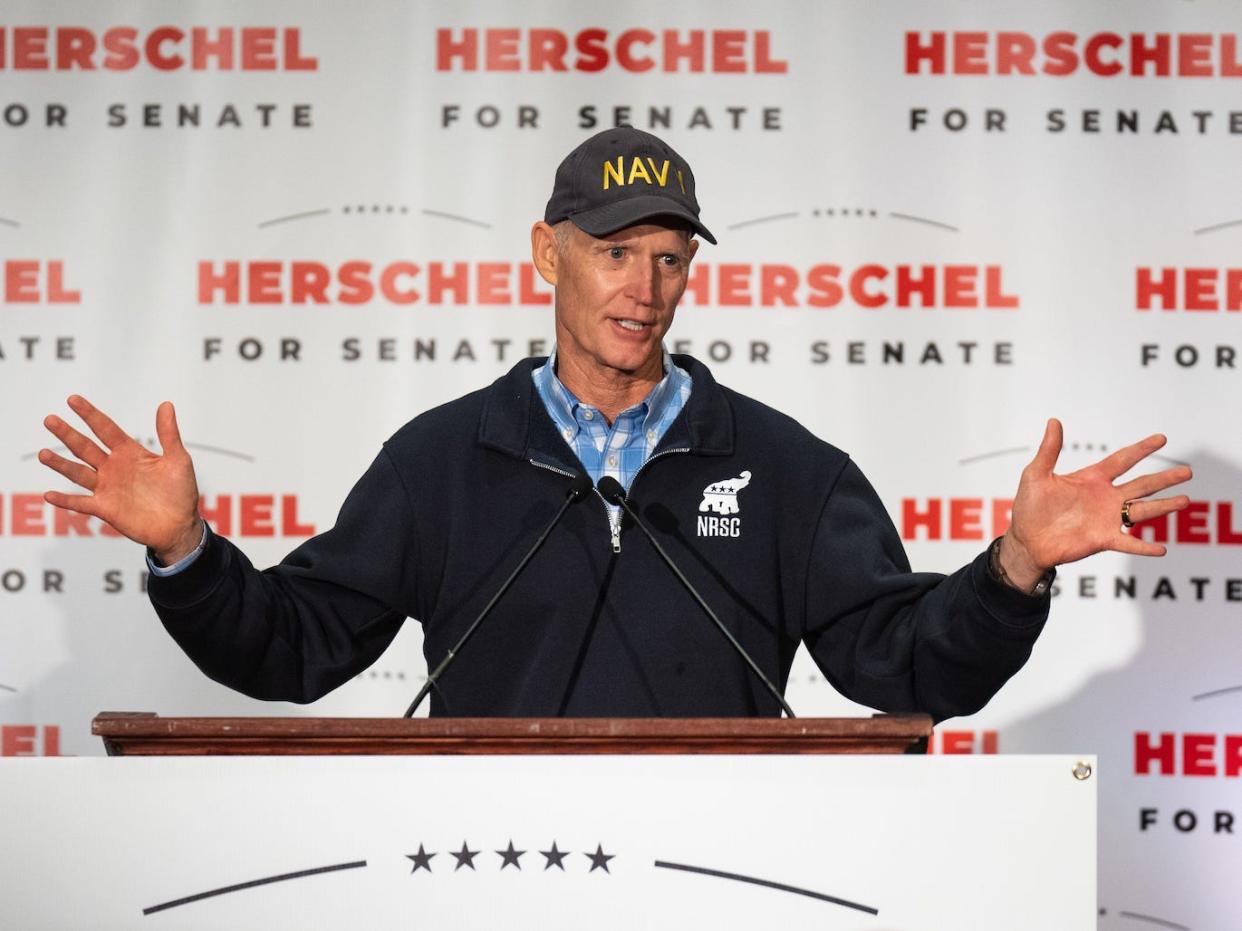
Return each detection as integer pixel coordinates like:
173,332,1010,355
550,221,698,380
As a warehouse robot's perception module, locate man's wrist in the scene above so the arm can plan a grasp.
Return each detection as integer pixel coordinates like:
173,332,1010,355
153,519,206,567
991,534,1054,596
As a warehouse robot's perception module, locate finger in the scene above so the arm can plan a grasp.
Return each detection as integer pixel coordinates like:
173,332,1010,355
155,401,186,457
37,449,98,491
1098,433,1167,480
1028,418,1063,475
1112,532,1167,558
67,394,131,451
1116,464,1193,499
43,414,107,469
1122,495,1191,525
43,490,101,517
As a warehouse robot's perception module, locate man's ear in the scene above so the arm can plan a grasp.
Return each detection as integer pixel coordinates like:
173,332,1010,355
688,236,700,265
531,221,559,286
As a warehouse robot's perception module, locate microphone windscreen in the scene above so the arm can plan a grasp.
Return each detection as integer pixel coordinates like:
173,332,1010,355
596,475,626,505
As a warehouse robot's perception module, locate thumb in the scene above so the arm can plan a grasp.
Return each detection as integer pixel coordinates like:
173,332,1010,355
155,401,186,456
1028,417,1063,475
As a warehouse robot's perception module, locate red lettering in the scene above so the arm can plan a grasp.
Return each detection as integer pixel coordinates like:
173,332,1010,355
1176,501,1210,544
953,32,988,75
240,27,276,70
760,265,798,307
575,29,609,73
718,265,751,306
199,494,232,537
616,29,654,72
895,265,935,308
247,262,282,304
428,262,468,304
1226,735,1242,777
437,28,477,70
13,27,49,69
1135,267,1176,310
281,496,315,536
1184,268,1216,311
905,31,945,75
1219,503,1242,545
290,262,330,304
949,499,984,540
663,29,704,72
485,28,521,71
145,27,184,71
1131,32,1171,77
191,27,233,69
102,27,139,70
806,265,842,308
1178,34,1213,77
996,32,1036,75
518,263,552,305
1084,33,1123,76
902,498,941,540
240,495,275,536
849,265,887,308
1183,733,1216,776
984,265,1017,308
1,725,37,756
1135,731,1175,775
943,265,977,307
712,30,746,73
380,262,418,304
941,731,974,754
753,31,787,73
198,261,240,303
283,28,316,70
476,263,511,304
5,261,39,303
46,260,80,301
1043,31,1078,76
11,495,45,536
338,261,373,305
528,29,568,71
55,27,95,70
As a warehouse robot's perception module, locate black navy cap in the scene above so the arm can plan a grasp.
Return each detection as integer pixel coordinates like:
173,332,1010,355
543,126,717,244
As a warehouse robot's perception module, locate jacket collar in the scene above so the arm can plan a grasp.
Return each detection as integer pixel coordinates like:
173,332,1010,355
477,353,734,465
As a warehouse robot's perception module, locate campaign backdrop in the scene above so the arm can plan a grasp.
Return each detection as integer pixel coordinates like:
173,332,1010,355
2,2,1239,927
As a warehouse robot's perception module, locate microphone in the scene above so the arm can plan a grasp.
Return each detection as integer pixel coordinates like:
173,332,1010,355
596,476,796,718
403,471,593,717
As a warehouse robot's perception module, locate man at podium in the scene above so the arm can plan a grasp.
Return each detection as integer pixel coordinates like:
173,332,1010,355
37,128,1192,720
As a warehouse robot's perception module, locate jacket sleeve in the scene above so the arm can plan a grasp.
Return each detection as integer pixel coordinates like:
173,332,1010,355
801,459,1050,723
146,447,417,703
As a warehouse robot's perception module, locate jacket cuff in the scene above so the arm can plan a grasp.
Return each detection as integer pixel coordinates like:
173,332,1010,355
147,525,230,610
969,546,1052,633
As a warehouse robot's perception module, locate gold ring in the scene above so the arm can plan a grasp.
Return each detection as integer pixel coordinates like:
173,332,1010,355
1121,500,1135,529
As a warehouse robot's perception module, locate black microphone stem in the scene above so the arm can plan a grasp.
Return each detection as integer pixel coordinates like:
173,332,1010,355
601,480,796,719
403,475,589,717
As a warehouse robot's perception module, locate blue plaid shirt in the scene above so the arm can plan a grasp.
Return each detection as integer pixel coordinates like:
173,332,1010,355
532,347,692,546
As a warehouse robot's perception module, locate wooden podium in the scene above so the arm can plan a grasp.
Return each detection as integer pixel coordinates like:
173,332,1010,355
92,711,932,756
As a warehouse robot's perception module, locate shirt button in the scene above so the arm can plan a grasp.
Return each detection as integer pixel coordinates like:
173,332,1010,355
563,428,573,441
607,455,618,467
646,429,657,442
582,410,594,421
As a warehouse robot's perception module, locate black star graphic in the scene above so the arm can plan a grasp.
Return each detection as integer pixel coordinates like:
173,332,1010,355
586,843,614,874
540,841,570,871
496,840,525,870
405,844,435,873
451,841,479,871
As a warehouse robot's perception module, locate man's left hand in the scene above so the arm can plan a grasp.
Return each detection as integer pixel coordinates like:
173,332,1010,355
999,419,1193,591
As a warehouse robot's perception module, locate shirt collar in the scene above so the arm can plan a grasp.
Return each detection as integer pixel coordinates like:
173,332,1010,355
533,346,684,434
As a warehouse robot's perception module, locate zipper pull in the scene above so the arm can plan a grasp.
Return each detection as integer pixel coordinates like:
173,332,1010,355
610,521,621,553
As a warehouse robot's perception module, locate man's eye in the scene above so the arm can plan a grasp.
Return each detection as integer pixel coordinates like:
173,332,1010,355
609,247,625,259
661,254,681,267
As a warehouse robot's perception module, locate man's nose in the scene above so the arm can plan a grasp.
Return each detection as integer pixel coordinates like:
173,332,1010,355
624,259,658,306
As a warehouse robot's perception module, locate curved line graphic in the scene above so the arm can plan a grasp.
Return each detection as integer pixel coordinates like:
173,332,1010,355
1191,684,1242,702
888,212,959,232
1118,910,1191,930
420,208,492,229
142,859,366,915
958,446,1031,465
727,212,800,230
1193,218,1242,236
0,683,16,693
183,442,256,463
257,208,332,228
653,860,877,915
0,216,20,228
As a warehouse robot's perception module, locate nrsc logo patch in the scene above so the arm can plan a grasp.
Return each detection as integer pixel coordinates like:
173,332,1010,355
697,470,751,537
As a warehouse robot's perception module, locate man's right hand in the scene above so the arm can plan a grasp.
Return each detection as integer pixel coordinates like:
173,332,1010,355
40,396,203,565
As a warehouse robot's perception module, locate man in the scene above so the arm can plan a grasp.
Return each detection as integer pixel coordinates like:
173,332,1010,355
39,127,1192,719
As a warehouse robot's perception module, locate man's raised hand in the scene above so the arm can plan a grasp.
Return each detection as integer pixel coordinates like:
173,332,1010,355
999,418,1193,590
40,396,203,564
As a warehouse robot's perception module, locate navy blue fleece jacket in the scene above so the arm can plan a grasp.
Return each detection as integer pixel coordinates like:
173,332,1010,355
148,355,1050,720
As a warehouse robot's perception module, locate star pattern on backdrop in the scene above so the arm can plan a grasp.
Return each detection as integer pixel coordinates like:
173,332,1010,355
451,841,480,871
586,843,615,873
496,840,525,870
405,844,436,873
540,841,570,871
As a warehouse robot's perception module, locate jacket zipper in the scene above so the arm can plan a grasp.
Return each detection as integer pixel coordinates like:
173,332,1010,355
530,447,690,554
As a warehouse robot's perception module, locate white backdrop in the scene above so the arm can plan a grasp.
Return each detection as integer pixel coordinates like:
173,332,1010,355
2,2,1240,927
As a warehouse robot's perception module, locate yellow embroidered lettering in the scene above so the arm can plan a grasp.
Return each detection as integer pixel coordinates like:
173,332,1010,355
602,157,625,190
647,158,670,187
676,169,686,194
627,157,653,185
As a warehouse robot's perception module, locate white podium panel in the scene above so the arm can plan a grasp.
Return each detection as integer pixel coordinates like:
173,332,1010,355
0,755,1094,929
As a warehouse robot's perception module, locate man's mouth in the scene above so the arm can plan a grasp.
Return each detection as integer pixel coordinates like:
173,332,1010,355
615,319,647,332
